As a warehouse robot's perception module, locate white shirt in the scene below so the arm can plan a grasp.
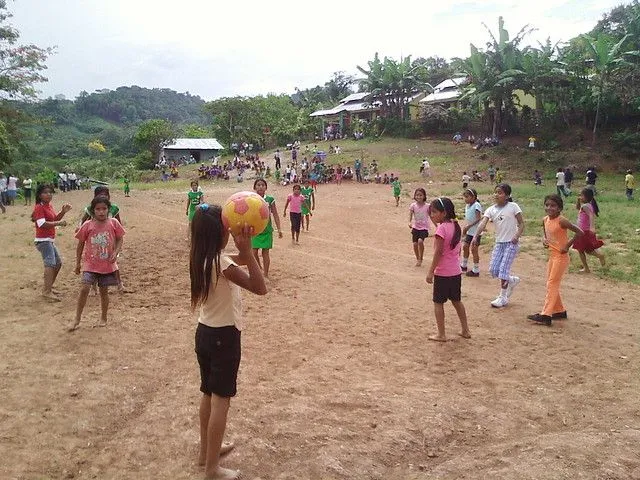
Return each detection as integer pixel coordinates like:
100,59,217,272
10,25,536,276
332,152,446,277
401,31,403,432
59,173,68,181
198,255,243,330
0,177,6,191
462,174,471,183
422,160,430,169
483,202,522,243
556,172,565,186
7,176,18,190
68,173,77,181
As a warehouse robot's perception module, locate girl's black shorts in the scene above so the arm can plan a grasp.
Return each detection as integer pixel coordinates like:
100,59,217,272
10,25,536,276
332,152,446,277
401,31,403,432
433,274,462,304
411,228,429,243
290,212,302,233
195,323,241,398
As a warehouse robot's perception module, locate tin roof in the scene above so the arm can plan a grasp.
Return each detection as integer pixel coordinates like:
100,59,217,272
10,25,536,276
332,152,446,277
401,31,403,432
164,138,224,150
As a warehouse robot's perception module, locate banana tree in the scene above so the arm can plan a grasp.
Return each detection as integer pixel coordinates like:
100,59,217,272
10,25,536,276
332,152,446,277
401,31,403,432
580,32,630,144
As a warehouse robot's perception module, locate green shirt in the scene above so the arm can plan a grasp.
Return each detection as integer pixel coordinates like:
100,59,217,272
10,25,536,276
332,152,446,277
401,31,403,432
392,180,401,195
187,190,204,220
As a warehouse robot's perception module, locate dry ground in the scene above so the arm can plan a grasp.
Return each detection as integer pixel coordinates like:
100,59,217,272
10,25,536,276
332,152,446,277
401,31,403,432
1,180,639,480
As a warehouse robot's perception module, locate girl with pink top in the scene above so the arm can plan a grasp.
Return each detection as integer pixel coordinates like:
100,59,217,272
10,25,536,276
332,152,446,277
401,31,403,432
573,188,605,273
425,197,470,342
283,184,309,244
408,188,430,266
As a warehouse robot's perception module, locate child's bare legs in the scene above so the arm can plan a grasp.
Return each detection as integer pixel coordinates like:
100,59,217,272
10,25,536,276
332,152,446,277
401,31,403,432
261,249,271,277
69,283,91,331
199,393,240,479
395,196,400,207
429,302,447,342
452,300,471,338
252,249,262,269
462,242,470,265
295,228,300,243
115,269,124,293
578,251,590,273
95,286,109,327
471,243,480,265
589,249,606,267
304,215,310,231
413,242,421,265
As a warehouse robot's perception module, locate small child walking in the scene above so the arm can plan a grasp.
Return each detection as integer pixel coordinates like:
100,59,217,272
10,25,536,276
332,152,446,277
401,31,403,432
283,184,308,244
392,176,401,206
527,194,583,326
123,177,130,197
408,188,430,266
190,203,267,480
472,184,524,308
251,178,283,278
69,196,125,331
573,188,605,273
625,169,634,200
186,180,204,237
425,197,471,342
461,188,483,277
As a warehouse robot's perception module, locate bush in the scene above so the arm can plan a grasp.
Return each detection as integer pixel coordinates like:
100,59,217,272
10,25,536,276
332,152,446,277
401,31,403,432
611,130,640,158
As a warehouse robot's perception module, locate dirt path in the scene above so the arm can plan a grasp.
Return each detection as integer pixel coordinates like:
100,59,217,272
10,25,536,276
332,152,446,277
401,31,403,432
1,181,639,480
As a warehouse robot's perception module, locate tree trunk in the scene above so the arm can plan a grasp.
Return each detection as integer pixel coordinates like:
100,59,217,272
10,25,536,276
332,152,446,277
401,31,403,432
592,90,601,147
492,97,502,137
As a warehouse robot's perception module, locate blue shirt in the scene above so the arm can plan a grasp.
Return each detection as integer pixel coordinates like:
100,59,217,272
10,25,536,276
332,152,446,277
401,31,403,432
465,201,483,236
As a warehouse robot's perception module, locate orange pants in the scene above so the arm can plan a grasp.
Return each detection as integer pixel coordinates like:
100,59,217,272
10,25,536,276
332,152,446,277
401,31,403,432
541,253,569,316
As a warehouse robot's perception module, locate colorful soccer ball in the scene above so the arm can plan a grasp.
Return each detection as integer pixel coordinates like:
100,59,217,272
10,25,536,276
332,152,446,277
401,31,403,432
221,191,269,236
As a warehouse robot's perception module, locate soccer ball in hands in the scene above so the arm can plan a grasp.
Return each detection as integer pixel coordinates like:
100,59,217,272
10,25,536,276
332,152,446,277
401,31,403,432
221,191,269,236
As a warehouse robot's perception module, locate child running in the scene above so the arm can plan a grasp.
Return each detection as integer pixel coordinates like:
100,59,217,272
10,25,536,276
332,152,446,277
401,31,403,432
69,196,125,331
251,178,283,278
190,203,267,480
78,186,125,293
527,194,583,326
300,178,316,231
425,197,471,342
408,188,430,266
32,184,72,301
461,188,483,277
392,176,401,206
472,183,524,308
283,184,308,244
573,188,606,273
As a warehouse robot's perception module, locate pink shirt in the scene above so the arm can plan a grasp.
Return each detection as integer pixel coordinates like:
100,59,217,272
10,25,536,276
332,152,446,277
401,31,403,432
75,218,125,274
578,203,593,232
287,193,305,213
409,201,430,231
434,221,462,277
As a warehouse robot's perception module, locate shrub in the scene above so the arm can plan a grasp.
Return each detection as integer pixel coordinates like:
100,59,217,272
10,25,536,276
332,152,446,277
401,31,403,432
611,129,640,157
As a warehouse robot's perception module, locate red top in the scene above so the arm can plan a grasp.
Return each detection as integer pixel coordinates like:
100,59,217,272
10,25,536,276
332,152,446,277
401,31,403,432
33,202,57,240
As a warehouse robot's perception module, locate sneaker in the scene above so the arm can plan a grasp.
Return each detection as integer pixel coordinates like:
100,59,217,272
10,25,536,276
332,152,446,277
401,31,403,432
461,265,468,272
491,295,508,308
466,271,480,277
527,313,552,326
506,276,520,298
552,311,567,319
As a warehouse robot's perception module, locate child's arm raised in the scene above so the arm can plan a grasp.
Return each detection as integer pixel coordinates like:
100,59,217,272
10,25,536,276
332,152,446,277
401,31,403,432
225,225,267,295
426,234,444,284
55,203,72,220
559,217,583,253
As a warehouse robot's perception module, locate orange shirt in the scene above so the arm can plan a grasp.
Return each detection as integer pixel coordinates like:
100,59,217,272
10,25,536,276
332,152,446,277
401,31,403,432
544,215,568,254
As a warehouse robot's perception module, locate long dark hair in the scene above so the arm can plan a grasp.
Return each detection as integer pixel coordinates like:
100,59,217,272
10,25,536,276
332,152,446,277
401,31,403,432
190,204,225,310
544,194,564,211
429,197,461,249
496,183,513,202
579,188,599,216
94,186,110,197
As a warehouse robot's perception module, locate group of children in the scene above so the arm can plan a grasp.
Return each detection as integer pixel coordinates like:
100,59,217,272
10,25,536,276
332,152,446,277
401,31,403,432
31,184,126,331
408,183,607,339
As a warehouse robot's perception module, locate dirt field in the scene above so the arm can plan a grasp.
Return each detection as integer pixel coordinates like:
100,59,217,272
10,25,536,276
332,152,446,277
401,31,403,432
1,180,639,480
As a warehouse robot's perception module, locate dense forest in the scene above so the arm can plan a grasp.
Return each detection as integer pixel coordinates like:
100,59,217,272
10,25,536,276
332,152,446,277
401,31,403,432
1,1,640,181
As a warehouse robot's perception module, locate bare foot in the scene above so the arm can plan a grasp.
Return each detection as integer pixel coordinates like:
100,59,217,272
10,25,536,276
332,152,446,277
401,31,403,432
599,256,606,267
42,292,61,302
428,335,447,342
67,321,80,332
204,466,242,479
458,331,471,339
93,320,107,328
578,268,590,274
199,442,235,465
415,260,422,267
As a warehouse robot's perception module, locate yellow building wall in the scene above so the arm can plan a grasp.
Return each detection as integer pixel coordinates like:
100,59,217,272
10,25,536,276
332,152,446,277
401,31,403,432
514,90,536,109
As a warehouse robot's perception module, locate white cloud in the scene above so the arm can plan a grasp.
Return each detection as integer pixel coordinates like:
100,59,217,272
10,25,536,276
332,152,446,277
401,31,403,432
7,0,627,100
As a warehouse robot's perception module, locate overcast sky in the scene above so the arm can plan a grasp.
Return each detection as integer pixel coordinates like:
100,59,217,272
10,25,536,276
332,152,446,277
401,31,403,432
10,0,623,101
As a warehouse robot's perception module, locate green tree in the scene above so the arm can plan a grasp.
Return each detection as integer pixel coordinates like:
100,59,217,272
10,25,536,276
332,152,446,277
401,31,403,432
181,123,211,138
134,119,176,168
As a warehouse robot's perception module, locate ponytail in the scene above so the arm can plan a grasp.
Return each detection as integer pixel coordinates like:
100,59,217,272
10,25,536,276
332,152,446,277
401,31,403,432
429,197,461,249
496,183,512,202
